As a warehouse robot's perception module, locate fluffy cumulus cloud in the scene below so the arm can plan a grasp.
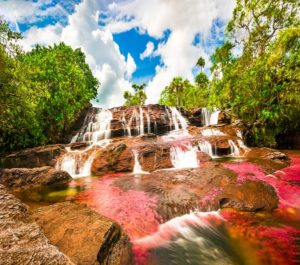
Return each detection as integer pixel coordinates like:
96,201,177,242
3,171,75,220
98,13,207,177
2,0,236,107
140,42,154,60
60,0,133,107
2,0,134,108
105,0,236,103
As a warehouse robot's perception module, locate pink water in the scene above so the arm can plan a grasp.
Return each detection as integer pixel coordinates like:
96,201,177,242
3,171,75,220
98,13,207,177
74,153,300,265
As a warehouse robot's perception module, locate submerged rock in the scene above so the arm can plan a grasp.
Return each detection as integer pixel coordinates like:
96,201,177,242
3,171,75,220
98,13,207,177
0,184,73,265
32,202,132,265
0,166,72,191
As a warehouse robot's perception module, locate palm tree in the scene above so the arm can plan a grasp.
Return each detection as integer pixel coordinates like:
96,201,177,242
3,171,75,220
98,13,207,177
169,77,183,107
196,57,205,72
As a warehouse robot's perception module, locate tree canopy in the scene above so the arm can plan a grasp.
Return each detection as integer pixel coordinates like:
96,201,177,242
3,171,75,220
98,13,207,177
0,19,99,152
123,83,147,106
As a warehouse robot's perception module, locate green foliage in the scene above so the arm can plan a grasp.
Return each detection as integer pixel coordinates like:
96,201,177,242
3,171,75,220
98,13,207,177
159,76,209,108
0,19,99,152
196,56,205,72
123,83,147,106
209,0,300,147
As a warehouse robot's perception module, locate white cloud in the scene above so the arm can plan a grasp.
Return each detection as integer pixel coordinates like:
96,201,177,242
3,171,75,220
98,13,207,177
140,41,154,60
2,0,236,107
106,0,235,103
60,0,132,108
9,0,133,108
19,23,63,51
0,0,68,28
126,53,136,79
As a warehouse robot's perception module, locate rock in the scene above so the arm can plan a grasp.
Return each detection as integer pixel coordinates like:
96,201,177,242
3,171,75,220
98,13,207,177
0,184,74,265
218,180,278,211
245,147,289,173
1,144,66,168
112,162,279,221
91,142,134,175
185,108,230,126
197,151,212,162
32,202,132,265
0,166,72,191
91,137,174,175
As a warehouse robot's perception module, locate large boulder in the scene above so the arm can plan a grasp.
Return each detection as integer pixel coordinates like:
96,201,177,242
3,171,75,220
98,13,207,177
0,184,73,265
1,144,66,168
0,166,72,191
32,202,132,265
218,180,278,211
245,147,289,173
112,162,279,221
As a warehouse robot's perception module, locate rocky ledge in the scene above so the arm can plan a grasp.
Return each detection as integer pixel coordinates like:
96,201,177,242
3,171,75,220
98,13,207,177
0,184,132,265
32,202,132,265
0,184,74,265
0,166,72,191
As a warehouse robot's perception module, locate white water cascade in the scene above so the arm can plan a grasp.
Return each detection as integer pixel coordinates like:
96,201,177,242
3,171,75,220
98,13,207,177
132,149,148,174
201,128,225,136
122,107,152,136
228,140,240,157
56,108,113,178
169,107,188,130
201,108,220,126
85,109,112,143
170,143,199,169
198,141,218,158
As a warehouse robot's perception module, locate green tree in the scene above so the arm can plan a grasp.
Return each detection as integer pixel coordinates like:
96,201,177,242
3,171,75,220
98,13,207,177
0,19,99,152
209,0,300,147
196,57,205,72
123,83,147,106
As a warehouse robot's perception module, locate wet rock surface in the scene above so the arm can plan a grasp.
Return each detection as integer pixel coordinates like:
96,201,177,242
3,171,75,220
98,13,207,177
0,184,73,265
1,144,66,168
0,166,72,191
32,202,132,265
113,162,279,220
218,180,278,211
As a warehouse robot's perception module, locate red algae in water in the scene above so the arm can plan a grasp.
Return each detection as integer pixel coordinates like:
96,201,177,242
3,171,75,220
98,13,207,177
224,160,300,220
76,175,162,240
222,210,300,265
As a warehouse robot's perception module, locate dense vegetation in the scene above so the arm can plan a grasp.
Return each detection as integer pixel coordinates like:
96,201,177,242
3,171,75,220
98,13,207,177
159,0,300,147
0,19,98,152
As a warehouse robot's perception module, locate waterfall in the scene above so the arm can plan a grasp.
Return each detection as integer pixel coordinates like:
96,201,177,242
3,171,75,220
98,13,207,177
80,109,112,144
199,140,217,158
168,107,188,130
139,107,145,135
201,128,225,136
236,130,248,150
132,149,148,174
56,108,112,178
56,150,95,178
201,108,220,126
170,143,199,169
228,140,240,156
134,212,242,265
146,109,151,134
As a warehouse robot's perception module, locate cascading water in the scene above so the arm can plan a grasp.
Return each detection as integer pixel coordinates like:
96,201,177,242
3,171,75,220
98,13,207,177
201,108,220,126
56,108,113,178
134,211,244,265
199,140,218,158
170,143,199,169
201,128,225,136
168,107,188,130
132,149,148,174
228,140,240,157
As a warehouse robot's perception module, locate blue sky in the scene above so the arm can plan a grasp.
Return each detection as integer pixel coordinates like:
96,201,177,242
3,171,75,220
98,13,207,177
0,0,236,107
